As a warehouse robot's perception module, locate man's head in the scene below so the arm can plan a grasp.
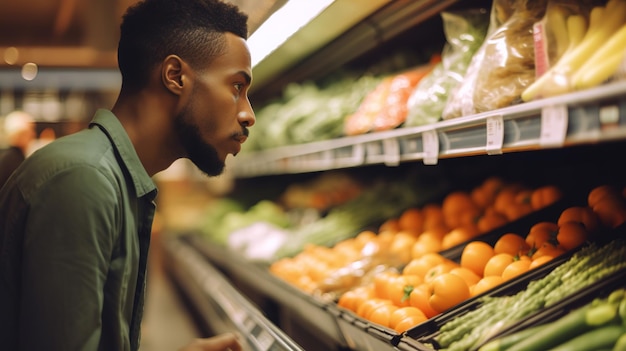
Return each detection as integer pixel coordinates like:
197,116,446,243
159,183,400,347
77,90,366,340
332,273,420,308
118,0,248,93
116,0,255,177
3,110,35,153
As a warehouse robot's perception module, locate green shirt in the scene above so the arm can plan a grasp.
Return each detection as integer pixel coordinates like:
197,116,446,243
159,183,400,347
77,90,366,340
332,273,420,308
0,109,158,351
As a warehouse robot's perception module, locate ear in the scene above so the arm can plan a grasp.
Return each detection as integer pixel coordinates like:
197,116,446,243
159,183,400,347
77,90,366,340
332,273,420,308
161,55,186,95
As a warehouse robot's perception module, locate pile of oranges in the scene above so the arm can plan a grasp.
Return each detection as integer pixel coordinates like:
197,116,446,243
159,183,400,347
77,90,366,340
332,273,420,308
270,177,564,299
337,183,626,333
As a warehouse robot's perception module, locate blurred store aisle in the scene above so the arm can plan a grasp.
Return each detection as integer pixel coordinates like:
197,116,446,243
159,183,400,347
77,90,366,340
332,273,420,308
140,230,202,351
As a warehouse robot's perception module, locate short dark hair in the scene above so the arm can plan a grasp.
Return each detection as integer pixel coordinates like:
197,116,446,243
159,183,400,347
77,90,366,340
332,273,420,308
117,0,248,92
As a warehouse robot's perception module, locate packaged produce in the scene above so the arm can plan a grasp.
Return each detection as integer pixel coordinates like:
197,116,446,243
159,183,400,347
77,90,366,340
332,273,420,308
522,0,626,100
443,0,547,119
344,59,439,136
405,9,489,127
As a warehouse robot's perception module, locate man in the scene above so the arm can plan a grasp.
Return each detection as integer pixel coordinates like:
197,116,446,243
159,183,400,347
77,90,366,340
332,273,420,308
0,0,255,350
0,110,36,189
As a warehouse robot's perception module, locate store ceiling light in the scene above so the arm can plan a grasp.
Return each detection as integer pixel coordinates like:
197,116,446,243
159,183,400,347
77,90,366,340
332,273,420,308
247,0,335,67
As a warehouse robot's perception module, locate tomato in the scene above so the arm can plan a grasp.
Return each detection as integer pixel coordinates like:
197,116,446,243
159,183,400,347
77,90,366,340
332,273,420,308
356,298,393,319
525,221,558,249
424,261,458,284
387,275,421,307
393,314,428,333
531,185,562,210
441,226,478,250
494,232,530,256
556,221,588,250
398,207,425,233
429,273,470,313
460,241,495,277
338,286,374,312
368,303,399,328
471,276,504,297
483,253,515,277
389,232,418,264
557,206,600,233
529,255,554,269
389,306,426,331
402,253,447,279
408,283,438,319
501,259,531,281
449,266,481,286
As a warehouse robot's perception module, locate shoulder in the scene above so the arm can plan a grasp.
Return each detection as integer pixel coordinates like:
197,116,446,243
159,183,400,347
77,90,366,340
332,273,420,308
15,128,126,201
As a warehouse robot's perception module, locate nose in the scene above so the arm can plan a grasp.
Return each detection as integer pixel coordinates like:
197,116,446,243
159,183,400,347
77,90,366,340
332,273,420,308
238,106,255,127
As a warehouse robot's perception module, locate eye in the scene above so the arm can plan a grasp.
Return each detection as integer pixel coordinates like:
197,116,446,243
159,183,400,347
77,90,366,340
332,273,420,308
234,83,244,92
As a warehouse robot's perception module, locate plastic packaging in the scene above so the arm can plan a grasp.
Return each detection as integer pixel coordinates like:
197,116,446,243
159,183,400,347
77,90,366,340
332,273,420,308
443,0,548,119
405,9,489,127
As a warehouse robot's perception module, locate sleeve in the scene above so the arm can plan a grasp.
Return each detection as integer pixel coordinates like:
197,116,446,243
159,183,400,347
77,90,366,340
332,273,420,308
18,165,120,351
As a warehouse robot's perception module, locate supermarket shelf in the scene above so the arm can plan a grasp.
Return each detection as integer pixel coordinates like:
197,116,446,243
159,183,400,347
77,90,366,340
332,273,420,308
232,81,626,178
182,234,350,351
163,237,306,351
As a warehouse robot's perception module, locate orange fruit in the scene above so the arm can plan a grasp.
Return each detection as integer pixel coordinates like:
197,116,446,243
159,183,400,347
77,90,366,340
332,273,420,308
356,298,392,319
398,208,424,233
449,266,481,286
409,283,438,319
429,273,471,313
441,226,478,250
402,253,447,279
423,261,458,284
484,253,515,277
555,221,588,250
557,206,600,233
494,233,530,256
471,276,504,297
532,242,566,260
501,259,532,281
588,184,620,208
393,314,428,333
411,233,443,258
442,191,480,229
422,204,447,231
368,303,399,328
379,219,401,233
389,232,418,264
338,286,374,312
529,255,554,270
531,185,562,210
592,197,626,229
389,306,426,330
526,222,558,249
460,241,495,277
477,210,509,233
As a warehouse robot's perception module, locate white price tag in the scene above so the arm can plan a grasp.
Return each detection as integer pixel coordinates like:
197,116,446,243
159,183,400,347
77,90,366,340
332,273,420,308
256,330,274,350
599,104,620,129
422,130,439,165
382,138,400,166
486,115,504,155
540,105,568,147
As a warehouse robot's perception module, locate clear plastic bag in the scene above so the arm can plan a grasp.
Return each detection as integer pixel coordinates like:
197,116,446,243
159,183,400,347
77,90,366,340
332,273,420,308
443,0,548,119
405,9,490,127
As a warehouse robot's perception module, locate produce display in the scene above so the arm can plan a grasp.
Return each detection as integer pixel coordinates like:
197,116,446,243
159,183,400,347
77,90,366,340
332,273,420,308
477,285,626,351
522,0,626,100
269,176,564,300
424,237,626,351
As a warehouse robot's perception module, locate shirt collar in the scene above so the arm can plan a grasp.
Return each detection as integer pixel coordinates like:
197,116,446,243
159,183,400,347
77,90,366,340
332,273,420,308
89,109,157,200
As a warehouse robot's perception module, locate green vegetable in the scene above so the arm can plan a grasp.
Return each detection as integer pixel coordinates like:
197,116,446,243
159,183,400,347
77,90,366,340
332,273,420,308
435,238,626,351
614,333,626,351
477,324,545,351
550,324,625,351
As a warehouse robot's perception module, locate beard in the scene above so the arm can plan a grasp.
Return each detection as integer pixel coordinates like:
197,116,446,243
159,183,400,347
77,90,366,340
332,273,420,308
174,110,225,177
